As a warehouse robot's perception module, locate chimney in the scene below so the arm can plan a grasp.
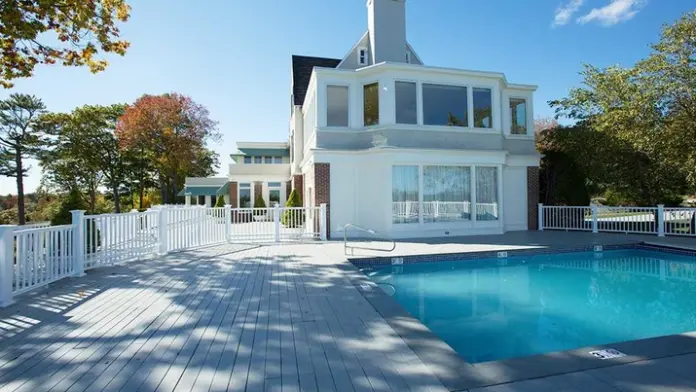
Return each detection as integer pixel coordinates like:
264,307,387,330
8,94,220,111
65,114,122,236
367,0,407,64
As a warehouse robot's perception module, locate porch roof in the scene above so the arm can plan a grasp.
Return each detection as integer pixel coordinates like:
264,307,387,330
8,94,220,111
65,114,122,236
177,186,221,197
216,182,230,196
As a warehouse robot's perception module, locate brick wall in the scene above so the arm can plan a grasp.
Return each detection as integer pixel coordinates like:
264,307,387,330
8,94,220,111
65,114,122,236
314,163,331,239
291,174,304,204
228,182,238,208
527,167,539,230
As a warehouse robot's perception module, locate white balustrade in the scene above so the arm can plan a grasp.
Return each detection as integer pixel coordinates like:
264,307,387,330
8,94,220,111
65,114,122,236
0,204,327,306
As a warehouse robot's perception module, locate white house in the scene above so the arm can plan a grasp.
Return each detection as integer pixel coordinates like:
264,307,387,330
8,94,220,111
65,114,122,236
184,0,540,239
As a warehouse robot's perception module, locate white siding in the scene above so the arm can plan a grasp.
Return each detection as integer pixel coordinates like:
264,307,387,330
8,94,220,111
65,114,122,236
503,166,528,231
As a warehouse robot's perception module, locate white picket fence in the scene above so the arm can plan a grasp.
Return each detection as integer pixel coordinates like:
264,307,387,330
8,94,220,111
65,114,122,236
0,204,327,306
538,203,696,237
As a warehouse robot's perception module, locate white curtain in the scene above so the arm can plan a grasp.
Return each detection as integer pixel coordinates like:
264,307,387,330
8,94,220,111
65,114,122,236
476,167,499,220
423,166,471,222
392,166,419,224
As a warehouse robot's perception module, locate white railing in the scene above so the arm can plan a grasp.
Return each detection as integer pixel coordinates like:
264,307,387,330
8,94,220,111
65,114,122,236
0,204,327,307
539,204,696,237
12,221,51,231
392,201,498,222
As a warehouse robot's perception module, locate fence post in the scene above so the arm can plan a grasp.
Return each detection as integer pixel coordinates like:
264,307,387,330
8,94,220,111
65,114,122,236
538,203,544,231
320,203,327,241
0,225,15,307
198,206,204,246
274,204,281,243
657,204,665,237
591,204,599,233
71,210,86,277
158,207,169,254
225,204,232,241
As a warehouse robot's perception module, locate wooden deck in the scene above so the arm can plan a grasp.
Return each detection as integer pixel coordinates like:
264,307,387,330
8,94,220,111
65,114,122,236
0,243,446,392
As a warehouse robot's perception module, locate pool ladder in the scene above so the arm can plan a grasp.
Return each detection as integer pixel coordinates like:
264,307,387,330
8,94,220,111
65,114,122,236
343,223,396,256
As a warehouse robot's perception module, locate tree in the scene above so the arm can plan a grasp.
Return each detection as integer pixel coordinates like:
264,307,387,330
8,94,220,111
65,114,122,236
0,94,48,224
534,117,559,134
549,11,696,205
116,93,221,204
214,195,225,207
281,189,304,227
0,0,131,88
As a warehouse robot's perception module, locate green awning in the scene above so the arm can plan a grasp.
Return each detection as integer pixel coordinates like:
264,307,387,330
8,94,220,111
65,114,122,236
216,182,230,196
177,186,221,197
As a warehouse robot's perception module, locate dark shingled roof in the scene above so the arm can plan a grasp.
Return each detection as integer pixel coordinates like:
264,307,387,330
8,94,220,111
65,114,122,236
292,55,341,106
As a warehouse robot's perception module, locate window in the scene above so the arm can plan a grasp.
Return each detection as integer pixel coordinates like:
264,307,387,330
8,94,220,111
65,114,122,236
423,166,471,222
395,81,417,124
473,88,492,128
239,183,251,208
198,195,205,205
358,48,367,65
254,156,262,164
363,83,379,126
510,98,527,135
264,156,273,164
476,167,499,221
273,156,283,164
269,190,281,206
392,166,419,224
423,84,468,127
244,156,251,164
327,85,349,127
210,195,217,207
268,182,282,187
406,50,411,64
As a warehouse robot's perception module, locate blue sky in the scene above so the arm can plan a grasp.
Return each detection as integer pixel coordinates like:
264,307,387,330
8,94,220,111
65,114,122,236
1,0,692,195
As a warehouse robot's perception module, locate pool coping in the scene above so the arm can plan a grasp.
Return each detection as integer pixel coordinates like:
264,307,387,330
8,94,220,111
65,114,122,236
343,242,696,391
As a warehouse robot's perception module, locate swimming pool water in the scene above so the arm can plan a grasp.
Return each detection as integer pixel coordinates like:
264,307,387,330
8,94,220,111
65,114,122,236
364,249,696,363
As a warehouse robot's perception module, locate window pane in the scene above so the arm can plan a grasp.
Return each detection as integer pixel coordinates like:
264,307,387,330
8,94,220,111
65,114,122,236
264,156,273,164
423,166,471,223
327,85,349,127
254,156,262,164
392,166,419,224
363,83,379,126
269,190,280,205
423,84,467,127
395,81,417,124
239,189,251,208
240,183,251,188
476,167,499,221
243,156,251,164
510,98,527,135
211,195,217,207
198,195,205,205
473,88,492,128
267,182,281,187
273,156,283,164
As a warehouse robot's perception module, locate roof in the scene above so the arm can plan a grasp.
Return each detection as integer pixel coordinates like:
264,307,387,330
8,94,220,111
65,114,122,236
177,185,223,197
292,55,341,106
236,148,289,157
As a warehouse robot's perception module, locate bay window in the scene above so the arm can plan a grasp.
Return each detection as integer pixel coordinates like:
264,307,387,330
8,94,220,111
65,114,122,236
395,81,417,124
423,166,471,222
423,84,468,127
392,166,419,224
476,167,499,220
363,83,379,126
327,85,349,127
473,88,492,128
510,98,527,135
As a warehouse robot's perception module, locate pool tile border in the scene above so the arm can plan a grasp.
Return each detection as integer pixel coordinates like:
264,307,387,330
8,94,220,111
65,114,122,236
346,241,696,391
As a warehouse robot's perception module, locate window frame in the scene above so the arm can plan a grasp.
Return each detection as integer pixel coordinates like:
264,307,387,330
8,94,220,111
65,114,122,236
273,156,283,164
325,84,351,128
358,47,368,66
264,156,273,164
472,86,494,129
254,156,263,164
509,97,528,135
421,82,470,128
406,50,411,64
394,80,419,125
362,81,380,127
243,156,252,164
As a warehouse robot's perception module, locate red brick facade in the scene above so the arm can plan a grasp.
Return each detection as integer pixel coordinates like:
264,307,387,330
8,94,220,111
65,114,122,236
314,163,330,239
527,167,539,230
291,174,304,204
253,182,263,207
228,182,238,208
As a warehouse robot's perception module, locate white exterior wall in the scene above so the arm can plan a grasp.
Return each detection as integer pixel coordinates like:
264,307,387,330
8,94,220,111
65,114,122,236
503,166,528,231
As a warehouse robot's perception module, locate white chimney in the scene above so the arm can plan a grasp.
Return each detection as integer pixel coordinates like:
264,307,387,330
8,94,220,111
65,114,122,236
367,0,407,64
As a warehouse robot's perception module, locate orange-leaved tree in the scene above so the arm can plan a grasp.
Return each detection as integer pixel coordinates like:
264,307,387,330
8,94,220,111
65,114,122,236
115,93,220,205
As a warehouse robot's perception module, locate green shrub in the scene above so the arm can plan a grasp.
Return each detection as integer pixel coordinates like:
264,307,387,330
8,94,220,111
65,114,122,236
281,189,305,227
50,189,101,253
214,196,225,207
252,194,266,215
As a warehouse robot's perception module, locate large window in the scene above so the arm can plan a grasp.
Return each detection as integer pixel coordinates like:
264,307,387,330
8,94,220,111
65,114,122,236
476,167,499,221
392,166,419,224
273,156,283,164
327,85,349,127
269,190,280,206
395,81,417,124
239,183,251,208
423,84,468,127
473,88,492,128
254,156,262,164
423,166,471,222
510,98,527,135
243,156,251,164
363,83,379,126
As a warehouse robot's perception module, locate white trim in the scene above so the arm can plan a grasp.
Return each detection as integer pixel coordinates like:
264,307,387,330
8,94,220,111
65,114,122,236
236,141,289,149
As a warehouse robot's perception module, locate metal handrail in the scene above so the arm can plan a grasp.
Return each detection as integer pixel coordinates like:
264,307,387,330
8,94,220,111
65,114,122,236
343,223,396,255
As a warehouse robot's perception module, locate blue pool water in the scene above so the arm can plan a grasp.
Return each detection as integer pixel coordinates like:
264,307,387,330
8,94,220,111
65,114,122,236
364,249,696,363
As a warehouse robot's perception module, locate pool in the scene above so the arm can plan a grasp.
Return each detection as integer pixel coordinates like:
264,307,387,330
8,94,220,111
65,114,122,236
363,249,696,363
